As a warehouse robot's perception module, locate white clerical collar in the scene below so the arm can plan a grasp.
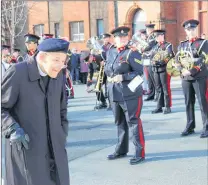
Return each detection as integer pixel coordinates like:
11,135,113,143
37,62,47,76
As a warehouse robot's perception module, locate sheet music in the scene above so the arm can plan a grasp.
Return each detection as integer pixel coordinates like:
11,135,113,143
128,75,144,92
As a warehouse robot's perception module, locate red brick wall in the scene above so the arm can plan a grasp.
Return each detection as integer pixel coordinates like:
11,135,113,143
62,1,90,51
28,2,49,34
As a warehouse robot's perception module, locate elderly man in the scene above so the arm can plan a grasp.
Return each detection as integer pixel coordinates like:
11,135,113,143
2,38,70,185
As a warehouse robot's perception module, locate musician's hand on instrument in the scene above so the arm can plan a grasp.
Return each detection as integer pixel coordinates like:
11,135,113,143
113,75,123,83
182,69,191,76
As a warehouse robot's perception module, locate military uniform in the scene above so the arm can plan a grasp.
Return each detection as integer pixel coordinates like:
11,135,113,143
177,19,208,138
23,34,40,61
142,24,157,101
151,30,174,114
105,26,145,165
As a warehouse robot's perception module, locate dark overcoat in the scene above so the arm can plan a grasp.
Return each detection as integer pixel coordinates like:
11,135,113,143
1,56,69,185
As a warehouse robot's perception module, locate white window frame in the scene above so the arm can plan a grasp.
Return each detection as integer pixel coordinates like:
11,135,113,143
33,24,44,37
69,21,84,42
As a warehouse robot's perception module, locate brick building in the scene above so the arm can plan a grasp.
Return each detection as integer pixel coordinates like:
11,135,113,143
27,1,208,51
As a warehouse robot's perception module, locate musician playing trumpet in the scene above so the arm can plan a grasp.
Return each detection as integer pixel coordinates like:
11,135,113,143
151,30,174,114
175,19,208,138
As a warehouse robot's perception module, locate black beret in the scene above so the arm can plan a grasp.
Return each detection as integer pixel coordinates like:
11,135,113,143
24,34,40,43
110,26,130,37
2,45,10,50
102,33,111,38
42,34,54,39
182,19,199,29
153,29,166,36
145,24,155,28
37,38,70,53
139,29,146,34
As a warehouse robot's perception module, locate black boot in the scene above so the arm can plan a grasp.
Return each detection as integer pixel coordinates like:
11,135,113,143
200,130,208,138
163,107,171,114
144,97,154,101
107,152,127,160
94,102,107,110
181,128,195,136
129,156,145,165
151,108,163,114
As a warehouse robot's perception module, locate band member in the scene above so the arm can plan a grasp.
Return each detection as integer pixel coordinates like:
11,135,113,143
101,33,113,110
91,53,108,109
2,38,70,185
143,24,157,101
105,26,145,165
24,33,40,60
175,19,208,138
139,29,149,95
13,48,24,63
1,45,11,78
151,30,174,114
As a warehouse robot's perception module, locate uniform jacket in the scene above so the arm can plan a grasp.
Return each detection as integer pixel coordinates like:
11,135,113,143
1,56,69,185
105,45,143,102
151,41,175,73
177,38,208,80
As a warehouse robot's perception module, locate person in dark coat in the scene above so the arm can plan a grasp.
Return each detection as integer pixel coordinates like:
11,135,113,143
70,48,80,84
24,33,40,61
175,19,208,138
105,26,145,165
1,38,70,185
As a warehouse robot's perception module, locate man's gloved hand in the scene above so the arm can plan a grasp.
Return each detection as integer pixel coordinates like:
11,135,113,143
9,124,30,151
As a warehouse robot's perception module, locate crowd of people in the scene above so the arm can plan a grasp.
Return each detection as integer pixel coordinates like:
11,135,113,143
1,17,208,185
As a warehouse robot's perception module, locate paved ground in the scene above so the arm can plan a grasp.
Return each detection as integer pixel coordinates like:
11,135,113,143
2,77,208,185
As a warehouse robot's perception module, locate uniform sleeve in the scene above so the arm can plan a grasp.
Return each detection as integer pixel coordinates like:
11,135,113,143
60,74,69,139
122,51,143,81
189,40,208,76
1,65,20,135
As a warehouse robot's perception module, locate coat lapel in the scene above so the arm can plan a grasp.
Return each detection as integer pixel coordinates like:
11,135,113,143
27,56,46,94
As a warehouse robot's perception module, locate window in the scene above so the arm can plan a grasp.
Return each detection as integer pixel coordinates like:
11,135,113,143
54,23,60,38
33,24,44,37
69,21,84,42
97,19,104,36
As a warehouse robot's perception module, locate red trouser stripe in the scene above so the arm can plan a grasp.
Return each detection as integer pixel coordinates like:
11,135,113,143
166,73,172,107
144,66,149,80
206,79,208,103
136,97,145,158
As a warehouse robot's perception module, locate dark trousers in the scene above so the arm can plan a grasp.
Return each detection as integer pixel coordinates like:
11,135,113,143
96,91,106,103
182,78,208,131
146,66,156,99
111,97,145,158
70,67,79,81
154,71,172,109
80,72,88,84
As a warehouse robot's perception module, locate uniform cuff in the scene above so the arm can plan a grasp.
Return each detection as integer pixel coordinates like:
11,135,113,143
190,66,200,76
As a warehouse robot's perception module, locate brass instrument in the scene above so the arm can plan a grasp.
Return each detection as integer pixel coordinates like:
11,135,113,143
152,48,169,63
175,50,194,70
86,36,105,92
130,32,149,53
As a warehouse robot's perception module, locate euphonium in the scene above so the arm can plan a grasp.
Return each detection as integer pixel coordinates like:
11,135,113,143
130,32,149,52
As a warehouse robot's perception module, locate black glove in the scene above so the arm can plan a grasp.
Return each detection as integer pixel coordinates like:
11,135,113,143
8,123,30,150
